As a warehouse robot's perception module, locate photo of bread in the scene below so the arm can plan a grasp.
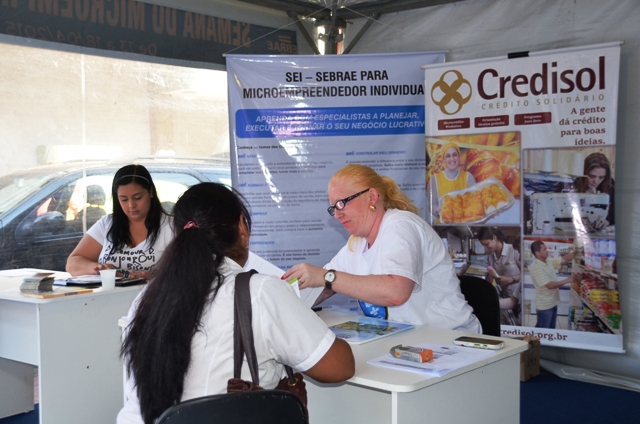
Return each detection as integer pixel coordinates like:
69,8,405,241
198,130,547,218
481,183,510,212
463,191,485,222
439,179,513,224
466,148,502,182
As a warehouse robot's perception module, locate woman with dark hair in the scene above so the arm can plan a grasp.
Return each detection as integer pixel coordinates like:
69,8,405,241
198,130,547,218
478,227,521,323
117,182,354,424
573,152,615,228
66,164,172,279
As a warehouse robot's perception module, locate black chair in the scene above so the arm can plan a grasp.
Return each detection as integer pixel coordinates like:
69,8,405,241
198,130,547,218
155,390,308,424
458,275,501,336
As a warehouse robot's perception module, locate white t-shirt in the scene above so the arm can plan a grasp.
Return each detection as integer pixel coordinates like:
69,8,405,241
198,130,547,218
117,258,335,424
325,209,481,332
87,214,173,274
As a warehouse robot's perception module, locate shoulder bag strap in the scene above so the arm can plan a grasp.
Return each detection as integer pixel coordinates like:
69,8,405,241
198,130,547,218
233,269,298,385
233,269,260,384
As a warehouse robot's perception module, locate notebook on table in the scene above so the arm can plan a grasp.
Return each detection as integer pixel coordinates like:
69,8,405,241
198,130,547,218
54,275,146,288
329,317,414,345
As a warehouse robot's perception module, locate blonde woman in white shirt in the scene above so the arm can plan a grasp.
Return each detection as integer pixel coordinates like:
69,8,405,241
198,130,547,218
282,164,480,332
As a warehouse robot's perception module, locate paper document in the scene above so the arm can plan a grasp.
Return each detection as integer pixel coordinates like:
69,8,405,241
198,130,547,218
54,274,122,286
329,317,414,345
287,278,301,298
367,342,496,377
0,269,69,279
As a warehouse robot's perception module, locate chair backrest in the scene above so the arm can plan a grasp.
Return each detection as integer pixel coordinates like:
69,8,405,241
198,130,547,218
155,390,308,424
458,275,501,336
86,184,106,206
73,185,106,230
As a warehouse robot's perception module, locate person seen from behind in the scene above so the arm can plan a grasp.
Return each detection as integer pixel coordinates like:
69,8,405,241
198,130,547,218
117,182,354,424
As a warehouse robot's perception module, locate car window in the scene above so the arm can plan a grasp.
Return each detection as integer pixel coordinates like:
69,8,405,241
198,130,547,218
0,172,57,215
150,172,200,213
15,182,77,240
14,175,113,240
200,170,232,187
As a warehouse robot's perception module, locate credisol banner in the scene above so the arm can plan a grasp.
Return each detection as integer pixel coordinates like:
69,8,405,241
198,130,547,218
423,42,622,352
227,52,444,273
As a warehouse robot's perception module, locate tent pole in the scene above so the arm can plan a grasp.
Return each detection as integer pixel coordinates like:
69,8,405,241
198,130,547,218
342,11,381,55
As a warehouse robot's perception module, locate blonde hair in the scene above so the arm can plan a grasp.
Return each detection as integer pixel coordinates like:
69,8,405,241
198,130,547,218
330,164,420,215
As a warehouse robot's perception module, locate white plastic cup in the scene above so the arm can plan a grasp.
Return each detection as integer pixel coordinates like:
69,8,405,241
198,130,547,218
99,269,117,291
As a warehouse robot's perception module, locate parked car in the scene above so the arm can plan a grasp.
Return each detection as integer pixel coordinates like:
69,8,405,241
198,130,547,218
0,157,231,271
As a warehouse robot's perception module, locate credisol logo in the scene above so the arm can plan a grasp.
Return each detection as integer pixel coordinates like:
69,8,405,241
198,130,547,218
431,57,606,115
430,70,472,115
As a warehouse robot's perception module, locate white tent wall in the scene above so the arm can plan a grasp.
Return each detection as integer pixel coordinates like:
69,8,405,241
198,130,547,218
345,0,640,383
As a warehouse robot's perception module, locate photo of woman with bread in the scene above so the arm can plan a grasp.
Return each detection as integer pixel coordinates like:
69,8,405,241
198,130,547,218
426,132,521,225
428,142,476,218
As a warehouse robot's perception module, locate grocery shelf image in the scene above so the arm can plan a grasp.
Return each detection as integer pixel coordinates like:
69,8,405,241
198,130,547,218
522,237,620,334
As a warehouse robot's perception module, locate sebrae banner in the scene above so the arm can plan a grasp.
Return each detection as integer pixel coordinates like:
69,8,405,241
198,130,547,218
423,42,622,352
227,52,444,282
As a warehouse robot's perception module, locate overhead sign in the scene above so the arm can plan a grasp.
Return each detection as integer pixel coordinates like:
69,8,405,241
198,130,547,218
0,0,297,64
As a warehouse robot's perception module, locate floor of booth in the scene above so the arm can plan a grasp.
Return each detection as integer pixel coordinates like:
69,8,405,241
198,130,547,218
1,371,638,424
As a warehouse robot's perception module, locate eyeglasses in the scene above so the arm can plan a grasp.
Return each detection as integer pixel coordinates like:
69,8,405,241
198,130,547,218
327,188,370,216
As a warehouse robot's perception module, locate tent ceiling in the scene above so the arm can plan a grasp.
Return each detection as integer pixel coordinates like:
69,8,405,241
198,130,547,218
236,0,462,53
237,0,462,21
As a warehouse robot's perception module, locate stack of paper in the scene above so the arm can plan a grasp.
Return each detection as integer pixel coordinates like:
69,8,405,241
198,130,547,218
18,272,95,298
20,273,55,294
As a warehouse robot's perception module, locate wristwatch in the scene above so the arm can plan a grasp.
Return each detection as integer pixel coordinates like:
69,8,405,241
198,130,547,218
512,276,517,284
324,269,336,291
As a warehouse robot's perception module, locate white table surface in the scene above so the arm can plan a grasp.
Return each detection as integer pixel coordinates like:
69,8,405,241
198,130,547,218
318,310,528,391
307,310,529,424
0,269,143,423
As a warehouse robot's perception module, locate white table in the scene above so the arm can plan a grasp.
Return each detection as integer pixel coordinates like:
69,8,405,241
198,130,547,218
0,269,143,423
306,311,529,424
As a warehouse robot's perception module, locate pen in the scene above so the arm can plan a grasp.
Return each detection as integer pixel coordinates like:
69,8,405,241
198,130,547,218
311,306,323,312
